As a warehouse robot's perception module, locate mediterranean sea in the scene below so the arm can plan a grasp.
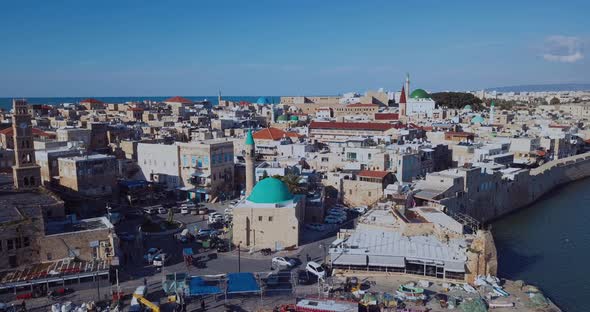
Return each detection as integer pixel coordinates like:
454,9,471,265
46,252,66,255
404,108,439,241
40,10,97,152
0,96,281,110
493,177,590,312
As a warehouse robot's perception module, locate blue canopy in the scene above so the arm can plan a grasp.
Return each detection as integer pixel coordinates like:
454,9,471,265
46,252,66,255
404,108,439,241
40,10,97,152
188,277,222,296
226,273,260,294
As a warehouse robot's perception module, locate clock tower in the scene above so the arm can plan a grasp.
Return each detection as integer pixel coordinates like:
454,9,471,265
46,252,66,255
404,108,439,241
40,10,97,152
12,99,41,189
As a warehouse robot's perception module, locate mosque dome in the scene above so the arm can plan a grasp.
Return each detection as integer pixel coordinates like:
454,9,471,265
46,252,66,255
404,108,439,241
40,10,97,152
277,115,289,121
289,115,299,121
463,105,472,111
256,97,270,105
410,89,430,99
247,177,294,204
471,115,485,124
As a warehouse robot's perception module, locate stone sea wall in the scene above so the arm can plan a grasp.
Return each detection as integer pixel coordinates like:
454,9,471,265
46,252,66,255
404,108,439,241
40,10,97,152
485,152,590,223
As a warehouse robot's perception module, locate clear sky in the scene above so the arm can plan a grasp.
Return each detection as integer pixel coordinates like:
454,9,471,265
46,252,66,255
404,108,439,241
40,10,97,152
0,0,588,97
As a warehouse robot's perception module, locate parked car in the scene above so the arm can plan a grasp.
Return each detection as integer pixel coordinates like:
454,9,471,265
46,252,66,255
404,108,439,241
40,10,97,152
198,207,209,215
272,257,297,268
224,208,233,215
153,253,168,267
265,273,280,286
306,261,326,279
353,206,368,214
198,228,219,238
158,207,168,214
216,242,230,253
297,270,318,285
143,248,162,263
129,286,147,312
324,215,345,224
208,213,223,224
305,223,326,231
181,207,190,214
144,207,157,215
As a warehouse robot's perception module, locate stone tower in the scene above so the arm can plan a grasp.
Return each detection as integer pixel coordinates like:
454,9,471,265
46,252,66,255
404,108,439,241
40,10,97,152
399,85,407,117
12,99,41,189
245,129,256,197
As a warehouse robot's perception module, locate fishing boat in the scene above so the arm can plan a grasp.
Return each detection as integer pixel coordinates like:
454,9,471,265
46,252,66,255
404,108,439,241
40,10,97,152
396,285,426,300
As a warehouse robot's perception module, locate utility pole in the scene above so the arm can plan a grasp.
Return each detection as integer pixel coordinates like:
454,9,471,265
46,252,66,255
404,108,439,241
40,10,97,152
238,242,241,272
96,272,100,301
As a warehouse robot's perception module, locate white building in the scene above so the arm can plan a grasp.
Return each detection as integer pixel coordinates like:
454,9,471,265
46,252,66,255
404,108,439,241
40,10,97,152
137,143,180,190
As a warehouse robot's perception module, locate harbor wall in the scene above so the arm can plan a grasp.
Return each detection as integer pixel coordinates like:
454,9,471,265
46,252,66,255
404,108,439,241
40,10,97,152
487,152,590,223
438,152,590,223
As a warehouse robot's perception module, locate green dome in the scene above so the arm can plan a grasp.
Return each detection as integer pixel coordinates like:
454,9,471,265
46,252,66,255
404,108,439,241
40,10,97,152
463,105,472,110
289,115,299,121
248,177,294,204
471,115,485,124
410,89,430,99
277,115,289,121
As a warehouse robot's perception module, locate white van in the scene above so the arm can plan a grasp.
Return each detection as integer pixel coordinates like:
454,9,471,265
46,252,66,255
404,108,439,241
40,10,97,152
129,285,147,312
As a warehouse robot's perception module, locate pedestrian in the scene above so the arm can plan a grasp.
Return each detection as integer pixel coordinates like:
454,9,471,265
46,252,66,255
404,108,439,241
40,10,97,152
21,300,26,312
306,253,311,262
200,299,205,311
143,277,147,287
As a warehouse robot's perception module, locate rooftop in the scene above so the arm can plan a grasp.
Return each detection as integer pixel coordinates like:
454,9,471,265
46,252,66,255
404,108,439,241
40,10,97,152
0,189,62,224
309,121,395,131
45,216,113,236
253,127,300,141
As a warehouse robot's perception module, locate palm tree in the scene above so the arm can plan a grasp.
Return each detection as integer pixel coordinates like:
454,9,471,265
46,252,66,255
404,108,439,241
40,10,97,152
278,174,305,194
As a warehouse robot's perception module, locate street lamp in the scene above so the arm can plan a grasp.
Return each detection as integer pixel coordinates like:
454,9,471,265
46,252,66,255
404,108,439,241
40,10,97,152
238,241,242,272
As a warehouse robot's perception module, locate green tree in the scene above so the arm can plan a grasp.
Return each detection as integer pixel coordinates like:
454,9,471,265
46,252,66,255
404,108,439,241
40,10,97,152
550,97,560,105
430,92,484,110
277,174,305,194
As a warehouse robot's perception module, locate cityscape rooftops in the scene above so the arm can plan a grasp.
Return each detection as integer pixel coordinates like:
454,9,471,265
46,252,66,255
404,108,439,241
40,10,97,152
309,121,395,131
165,96,192,103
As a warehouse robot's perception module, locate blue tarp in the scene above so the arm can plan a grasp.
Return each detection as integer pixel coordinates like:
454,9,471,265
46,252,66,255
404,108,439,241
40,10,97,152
119,180,148,188
188,277,222,296
226,273,260,294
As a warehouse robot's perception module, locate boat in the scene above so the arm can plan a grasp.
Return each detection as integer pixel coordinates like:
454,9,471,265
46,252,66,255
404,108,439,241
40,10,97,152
488,301,515,308
492,285,509,297
463,284,477,293
396,285,426,300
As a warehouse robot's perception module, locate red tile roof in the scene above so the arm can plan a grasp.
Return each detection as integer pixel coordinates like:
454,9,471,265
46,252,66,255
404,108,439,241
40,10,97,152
80,98,103,104
164,96,192,103
346,103,379,108
0,127,52,137
309,121,395,131
358,170,390,179
253,127,301,141
374,113,399,120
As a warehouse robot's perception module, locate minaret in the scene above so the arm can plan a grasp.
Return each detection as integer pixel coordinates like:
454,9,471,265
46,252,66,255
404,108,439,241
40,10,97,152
399,85,407,116
405,73,410,100
245,129,256,197
489,101,495,124
218,90,222,105
11,99,41,189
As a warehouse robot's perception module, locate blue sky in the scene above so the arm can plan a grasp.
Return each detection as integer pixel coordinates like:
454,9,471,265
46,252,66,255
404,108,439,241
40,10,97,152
0,0,588,96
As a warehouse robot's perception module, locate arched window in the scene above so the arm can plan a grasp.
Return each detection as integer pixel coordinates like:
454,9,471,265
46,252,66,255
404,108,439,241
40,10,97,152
23,177,29,186
30,176,35,186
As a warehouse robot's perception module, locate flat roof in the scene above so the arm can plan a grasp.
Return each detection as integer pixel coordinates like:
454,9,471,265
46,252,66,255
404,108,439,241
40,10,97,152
0,189,61,224
45,217,113,236
331,228,467,266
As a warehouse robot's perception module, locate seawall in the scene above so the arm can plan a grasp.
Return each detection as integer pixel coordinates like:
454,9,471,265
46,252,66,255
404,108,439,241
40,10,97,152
484,152,590,223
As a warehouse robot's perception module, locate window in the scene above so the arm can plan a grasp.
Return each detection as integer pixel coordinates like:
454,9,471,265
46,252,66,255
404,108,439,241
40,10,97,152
24,237,30,247
349,189,352,195
47,253,52,260
268,216,273,222
258,216,263,221
368,153,372,160
15,238,21,249
368,191,372,197
7,239,14,250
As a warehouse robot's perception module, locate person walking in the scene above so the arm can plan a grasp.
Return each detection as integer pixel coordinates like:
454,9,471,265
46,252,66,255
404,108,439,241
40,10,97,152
200,299,206,311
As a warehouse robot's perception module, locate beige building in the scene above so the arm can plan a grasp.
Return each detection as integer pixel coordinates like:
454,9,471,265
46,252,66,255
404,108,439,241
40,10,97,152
56,127,92,148
178,139,235,201
58,154,117,196
232,177,305,250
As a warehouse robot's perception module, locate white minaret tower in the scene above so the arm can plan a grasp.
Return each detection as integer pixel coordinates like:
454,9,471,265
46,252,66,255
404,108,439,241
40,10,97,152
405,72,410,99
245,129,256,197
489,101,495,124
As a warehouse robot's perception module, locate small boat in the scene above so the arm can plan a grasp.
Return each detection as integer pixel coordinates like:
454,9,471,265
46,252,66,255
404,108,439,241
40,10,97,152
492,285,509,297
489,301,515,308
463,284,477,293
396,285,425,300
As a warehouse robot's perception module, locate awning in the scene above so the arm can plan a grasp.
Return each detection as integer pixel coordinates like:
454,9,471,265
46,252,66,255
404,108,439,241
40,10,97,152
188,277,222,296
369,255,405,268
331,253,367,266
226,273,261,294
444,261,465,273
191,172,210,178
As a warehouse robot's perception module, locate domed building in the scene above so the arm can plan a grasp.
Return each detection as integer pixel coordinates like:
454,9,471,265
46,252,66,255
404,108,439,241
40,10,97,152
397,74,437,117
471,115,485,124
232,177,306,250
